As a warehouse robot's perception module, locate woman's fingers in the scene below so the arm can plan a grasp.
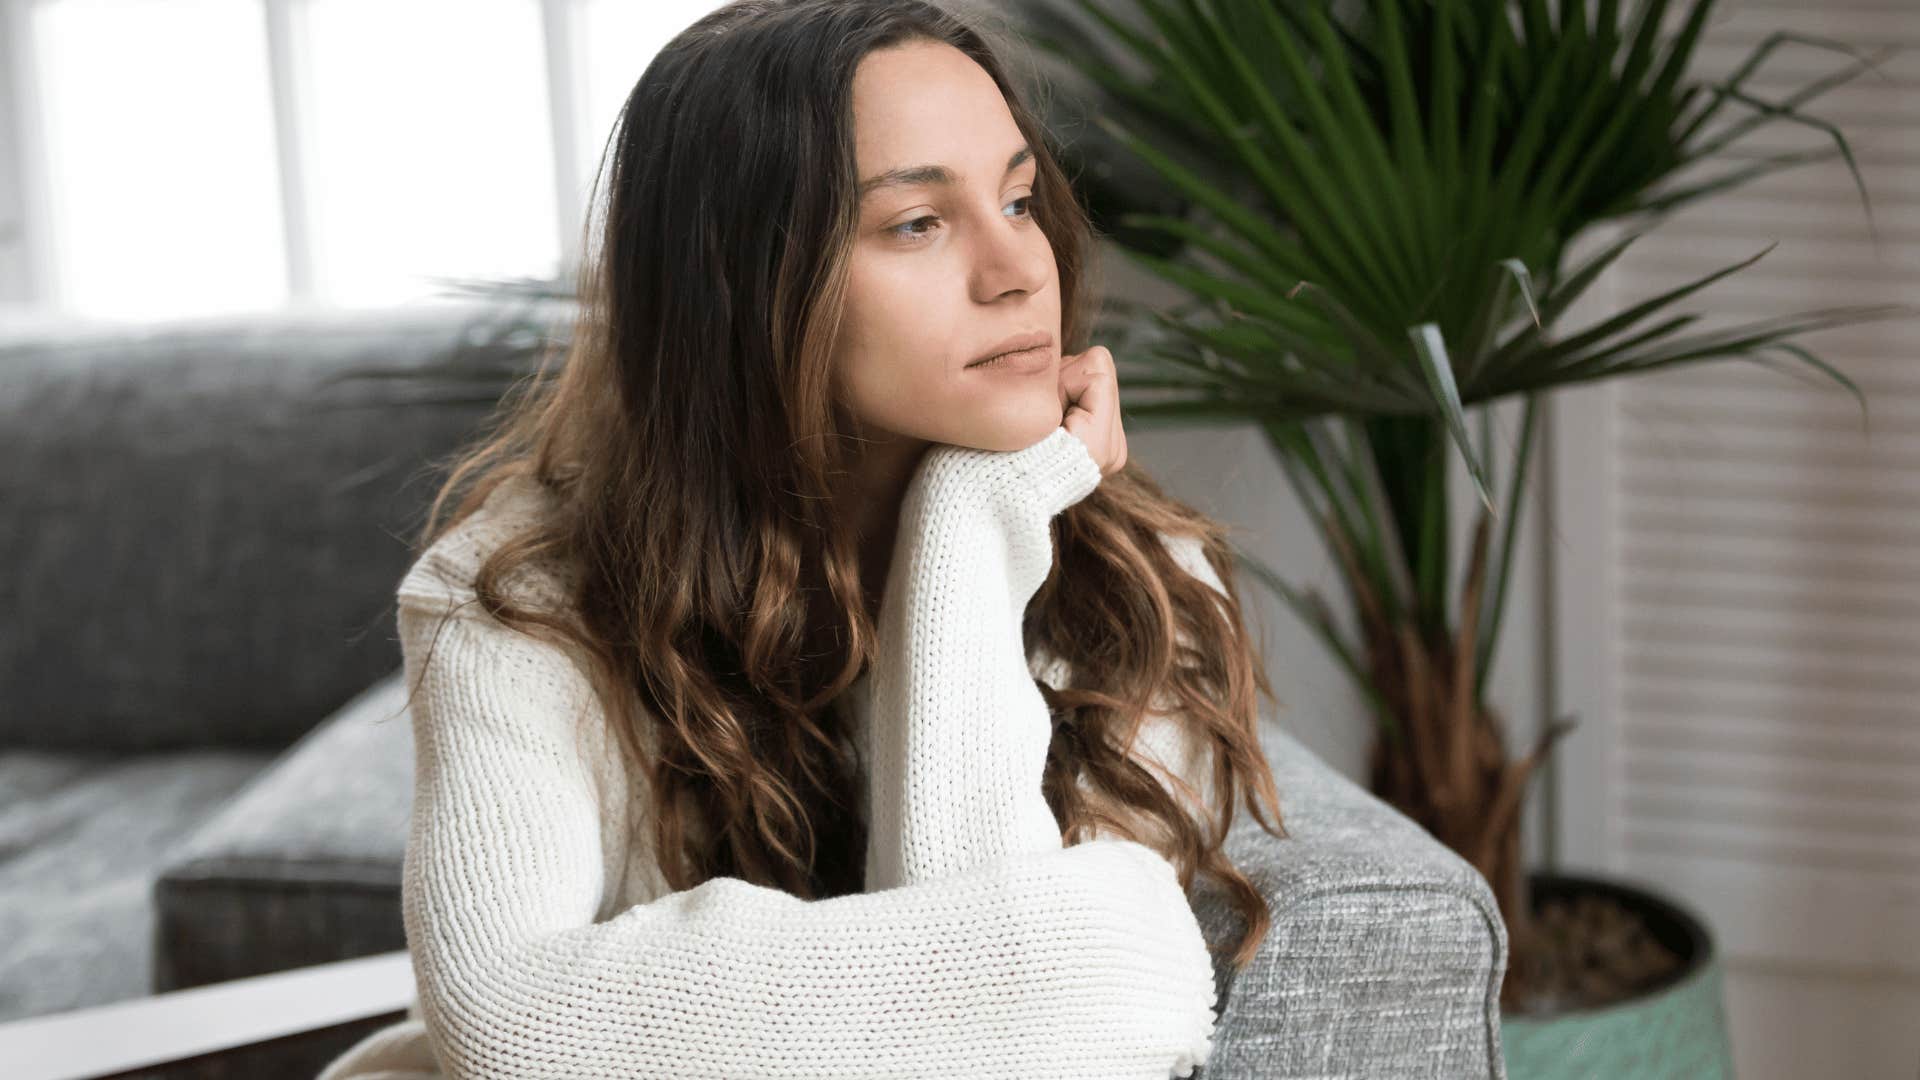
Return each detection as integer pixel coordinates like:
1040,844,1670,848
1059,345,1127,477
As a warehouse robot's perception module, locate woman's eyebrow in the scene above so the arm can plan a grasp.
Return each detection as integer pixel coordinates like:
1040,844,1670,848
859,144,1033,199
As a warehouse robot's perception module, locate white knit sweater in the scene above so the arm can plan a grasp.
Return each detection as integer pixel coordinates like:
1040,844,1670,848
317,425,1225,1080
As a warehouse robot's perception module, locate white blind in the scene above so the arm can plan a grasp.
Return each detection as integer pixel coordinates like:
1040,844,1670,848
1603,0,1920,979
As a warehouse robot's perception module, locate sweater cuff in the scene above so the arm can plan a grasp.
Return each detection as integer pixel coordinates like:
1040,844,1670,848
1001,425,1104,519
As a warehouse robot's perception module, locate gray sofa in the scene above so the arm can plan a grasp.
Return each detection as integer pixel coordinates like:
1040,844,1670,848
0,302,1508,1078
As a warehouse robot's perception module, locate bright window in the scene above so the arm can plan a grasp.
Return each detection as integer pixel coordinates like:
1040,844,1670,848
302,0,557,306
576,0,724,199
14,0,734,319
34,0,285,319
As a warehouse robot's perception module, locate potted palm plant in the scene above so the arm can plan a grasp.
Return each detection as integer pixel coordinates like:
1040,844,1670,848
1003,0,1916,1074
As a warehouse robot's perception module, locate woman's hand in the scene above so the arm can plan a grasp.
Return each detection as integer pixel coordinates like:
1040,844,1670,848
1058,344,1128,478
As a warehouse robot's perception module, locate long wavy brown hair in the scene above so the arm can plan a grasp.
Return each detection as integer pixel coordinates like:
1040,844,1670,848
399,0,1289,973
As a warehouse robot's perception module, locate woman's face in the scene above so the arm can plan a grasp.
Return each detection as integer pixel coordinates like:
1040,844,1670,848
832,39,1066,454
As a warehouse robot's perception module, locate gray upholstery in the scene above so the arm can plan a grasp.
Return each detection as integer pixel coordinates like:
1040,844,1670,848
0,302,507,751
1197,722,1508,1076
1,303,1508,1078
0,747,269,1020
0,303,500,1012
152,670,413,993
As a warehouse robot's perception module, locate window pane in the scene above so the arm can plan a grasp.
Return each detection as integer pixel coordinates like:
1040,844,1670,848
34,0,284,320
304,0,557,305
576,1,728,202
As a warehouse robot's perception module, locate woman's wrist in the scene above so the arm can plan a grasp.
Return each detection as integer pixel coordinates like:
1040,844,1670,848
907,425,1103,606
998,424,1104,518
914,425,1102,523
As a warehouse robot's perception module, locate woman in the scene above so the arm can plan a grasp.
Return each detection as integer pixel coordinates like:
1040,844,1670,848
320,1,1288,1076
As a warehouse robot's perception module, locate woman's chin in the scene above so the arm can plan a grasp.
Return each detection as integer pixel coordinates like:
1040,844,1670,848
896,392,1067,453
975,417,1067,449
961,411,1070,453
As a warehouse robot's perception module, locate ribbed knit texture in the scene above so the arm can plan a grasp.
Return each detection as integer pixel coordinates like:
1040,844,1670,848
317,425,1224,1080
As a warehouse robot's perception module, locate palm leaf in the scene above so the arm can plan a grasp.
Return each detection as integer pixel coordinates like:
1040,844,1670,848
1013,0,1920,741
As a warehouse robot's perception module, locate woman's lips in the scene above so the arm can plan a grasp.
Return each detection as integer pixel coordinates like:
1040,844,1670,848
965,344,1055,375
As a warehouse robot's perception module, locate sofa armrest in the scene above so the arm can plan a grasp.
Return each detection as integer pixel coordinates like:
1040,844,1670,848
1189,722,1509,1080
153,670,413,993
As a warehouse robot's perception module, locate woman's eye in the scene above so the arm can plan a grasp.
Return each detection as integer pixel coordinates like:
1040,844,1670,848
887,196,1035,243
889,215,941,241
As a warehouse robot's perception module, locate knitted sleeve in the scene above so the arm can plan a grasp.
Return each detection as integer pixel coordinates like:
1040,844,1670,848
854,424,1222,1070
862,427,1234,879
861,424,1108,888
395,546,1218,1077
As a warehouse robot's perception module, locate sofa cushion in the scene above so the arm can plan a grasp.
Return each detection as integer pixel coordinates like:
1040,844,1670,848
0,301,519,752
0,747,270,1021
152,669,414,991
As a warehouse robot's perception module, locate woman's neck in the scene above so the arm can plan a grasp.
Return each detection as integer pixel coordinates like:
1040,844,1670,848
845,429,931,620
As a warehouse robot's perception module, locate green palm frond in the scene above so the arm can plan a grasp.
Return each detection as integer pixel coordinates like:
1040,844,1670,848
1023,0,1920,701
